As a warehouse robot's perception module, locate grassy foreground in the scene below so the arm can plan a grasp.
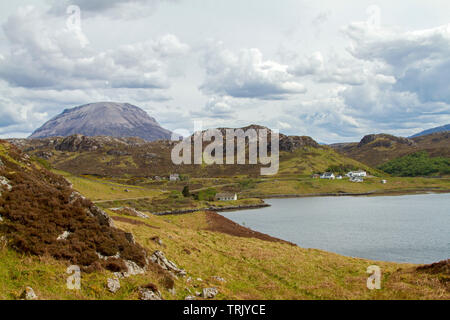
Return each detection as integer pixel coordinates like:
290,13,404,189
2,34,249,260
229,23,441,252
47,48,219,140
1,209,448,300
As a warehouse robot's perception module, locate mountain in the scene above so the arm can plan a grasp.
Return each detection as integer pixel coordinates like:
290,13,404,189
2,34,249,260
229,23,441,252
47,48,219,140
410,124,450,138
331,132,450,167
29,102,172,142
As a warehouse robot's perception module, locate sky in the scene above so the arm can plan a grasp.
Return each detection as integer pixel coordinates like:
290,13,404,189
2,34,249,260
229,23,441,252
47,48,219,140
0,0,449,143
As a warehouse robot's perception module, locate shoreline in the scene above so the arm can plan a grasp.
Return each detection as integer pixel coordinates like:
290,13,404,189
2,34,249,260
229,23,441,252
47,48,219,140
151,203,270,216
148,188,450,216
250,188,450,199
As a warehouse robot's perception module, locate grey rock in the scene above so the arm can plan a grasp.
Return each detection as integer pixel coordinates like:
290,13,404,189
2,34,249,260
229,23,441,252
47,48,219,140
212,276,226,283
35,151,53,160
150,251,186,277
125,232,136,245
139,287,162,300
202,288,219,299
107,278,121,293
30,102,172,142
20,287,38,300
0,176,12,192
87,205,115,227
114,260,146,279
57,231,71,241
185,295,196,300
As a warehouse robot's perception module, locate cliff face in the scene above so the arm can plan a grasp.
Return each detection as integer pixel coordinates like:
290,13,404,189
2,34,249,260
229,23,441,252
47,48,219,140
29,102,172,142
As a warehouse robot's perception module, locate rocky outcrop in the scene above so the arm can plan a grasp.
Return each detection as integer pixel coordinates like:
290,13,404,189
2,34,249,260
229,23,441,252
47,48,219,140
150,251,186,277
358,134,416,148
35,151,54,160
0,176,12,197
55,135,102,152
114,260,147,279
87,204,115,228
279,135,320,152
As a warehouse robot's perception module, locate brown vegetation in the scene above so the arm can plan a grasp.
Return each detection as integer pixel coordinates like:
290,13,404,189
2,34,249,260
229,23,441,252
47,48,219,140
0,141,147,272
205,211,295,245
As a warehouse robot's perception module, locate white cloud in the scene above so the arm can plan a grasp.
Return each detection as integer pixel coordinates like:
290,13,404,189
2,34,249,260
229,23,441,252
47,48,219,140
344,22,450,104
0,6,188,91
200,43,306,100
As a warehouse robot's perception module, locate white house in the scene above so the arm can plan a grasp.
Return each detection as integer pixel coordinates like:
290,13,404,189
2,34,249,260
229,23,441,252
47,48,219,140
320,172,335,180
347,170,367,178
215,193,238,201
170,174,180,181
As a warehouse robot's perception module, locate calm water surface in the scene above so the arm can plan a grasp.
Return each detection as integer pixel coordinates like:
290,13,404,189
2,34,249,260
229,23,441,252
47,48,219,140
221,193,450,264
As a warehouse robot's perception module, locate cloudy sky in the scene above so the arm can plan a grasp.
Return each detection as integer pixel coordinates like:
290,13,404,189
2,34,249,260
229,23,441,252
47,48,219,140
0,0,449,142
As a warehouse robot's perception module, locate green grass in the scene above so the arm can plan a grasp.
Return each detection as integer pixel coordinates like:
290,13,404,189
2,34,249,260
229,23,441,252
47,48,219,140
0,193,447,300
53,170,163,201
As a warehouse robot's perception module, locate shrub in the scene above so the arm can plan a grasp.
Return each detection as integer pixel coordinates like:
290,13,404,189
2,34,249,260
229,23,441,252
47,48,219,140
379,152,450,177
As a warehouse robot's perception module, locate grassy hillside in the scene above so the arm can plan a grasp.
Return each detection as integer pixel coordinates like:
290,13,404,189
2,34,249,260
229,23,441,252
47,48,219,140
1,210,448,300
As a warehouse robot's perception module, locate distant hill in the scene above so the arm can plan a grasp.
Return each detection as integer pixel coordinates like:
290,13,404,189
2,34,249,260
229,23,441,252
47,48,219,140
330,132,450,167
29,102,172,142
10,127,375,178
410,124,450,138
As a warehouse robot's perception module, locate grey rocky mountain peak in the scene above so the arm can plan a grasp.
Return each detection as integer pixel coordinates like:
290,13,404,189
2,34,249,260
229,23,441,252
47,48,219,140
29,102,172,141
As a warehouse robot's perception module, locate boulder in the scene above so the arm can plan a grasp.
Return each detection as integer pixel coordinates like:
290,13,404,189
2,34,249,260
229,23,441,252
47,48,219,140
107,278,121,293
202,288,219,299
20,287,38,300
115,260,146,279
87,205,115,228
138,286,162,300
0,176,12,191
150,251,186,277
